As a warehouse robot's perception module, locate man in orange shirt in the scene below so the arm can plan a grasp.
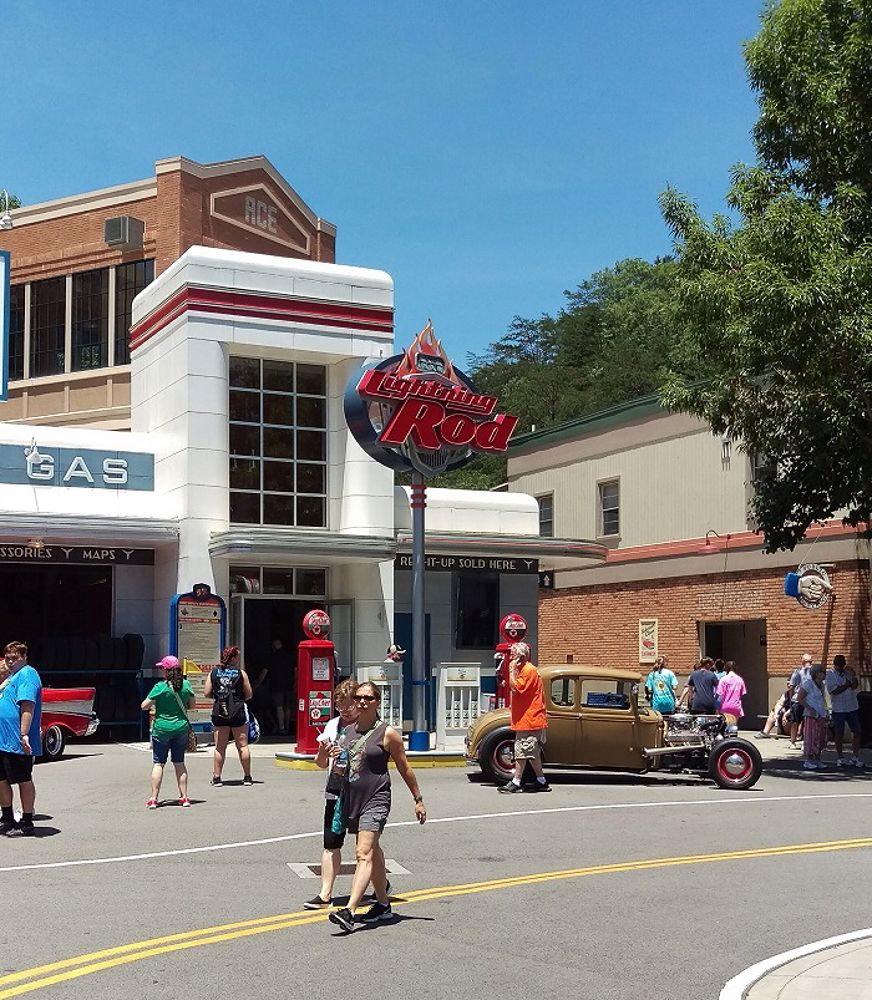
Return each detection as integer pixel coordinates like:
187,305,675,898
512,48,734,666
499,642,550,794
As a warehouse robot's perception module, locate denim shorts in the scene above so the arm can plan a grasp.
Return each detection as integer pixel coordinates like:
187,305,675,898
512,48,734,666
832,710,862,735
152,731,188,764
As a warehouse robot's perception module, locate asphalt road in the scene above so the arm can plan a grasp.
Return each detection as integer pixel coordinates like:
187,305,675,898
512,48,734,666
2,742,871,1000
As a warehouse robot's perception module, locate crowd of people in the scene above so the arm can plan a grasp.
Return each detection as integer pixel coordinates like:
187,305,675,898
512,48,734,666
644,655,748,723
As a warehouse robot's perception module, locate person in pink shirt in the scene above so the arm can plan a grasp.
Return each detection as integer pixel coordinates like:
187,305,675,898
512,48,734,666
717,661,747,725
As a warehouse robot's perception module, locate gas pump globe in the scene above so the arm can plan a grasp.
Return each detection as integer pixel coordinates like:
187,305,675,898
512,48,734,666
494,613,528,708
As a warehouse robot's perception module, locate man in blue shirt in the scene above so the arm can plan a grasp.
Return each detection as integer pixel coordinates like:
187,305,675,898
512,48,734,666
0,641,42,837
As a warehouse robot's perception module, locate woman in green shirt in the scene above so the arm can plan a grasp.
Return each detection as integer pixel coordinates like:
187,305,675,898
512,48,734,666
141,656,195,808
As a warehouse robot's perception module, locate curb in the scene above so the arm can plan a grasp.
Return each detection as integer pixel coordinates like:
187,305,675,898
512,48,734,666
274,752,468,770
719,927,872,999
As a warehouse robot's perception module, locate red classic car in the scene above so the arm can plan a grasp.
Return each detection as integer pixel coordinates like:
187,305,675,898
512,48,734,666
40,687,99,760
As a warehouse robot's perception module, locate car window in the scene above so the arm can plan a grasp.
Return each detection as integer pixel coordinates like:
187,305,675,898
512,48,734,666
580,678,630,710
550,676,576,708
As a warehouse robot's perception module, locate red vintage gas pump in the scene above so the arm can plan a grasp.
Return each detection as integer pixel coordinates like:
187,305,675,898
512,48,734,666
296,609,336,754
494,613,529,709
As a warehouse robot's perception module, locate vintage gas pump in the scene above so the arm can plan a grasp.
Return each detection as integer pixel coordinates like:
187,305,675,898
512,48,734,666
295,609,335,755
494,613,529,709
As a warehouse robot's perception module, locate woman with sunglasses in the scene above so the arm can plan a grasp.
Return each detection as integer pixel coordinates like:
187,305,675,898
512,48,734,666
328,681,426,932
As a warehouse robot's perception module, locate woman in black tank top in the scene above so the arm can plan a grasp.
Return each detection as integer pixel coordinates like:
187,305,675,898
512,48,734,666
328,681,427,932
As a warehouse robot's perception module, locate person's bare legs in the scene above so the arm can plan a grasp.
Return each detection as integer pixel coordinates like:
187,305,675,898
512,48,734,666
348,830,381,913
174,762,188,799
370,840,388,903
18,780,35,813
213,728,230,779
0,779,12,810
150,763,164,801
232,725,250,778
834,720,845,758
319,847,341,903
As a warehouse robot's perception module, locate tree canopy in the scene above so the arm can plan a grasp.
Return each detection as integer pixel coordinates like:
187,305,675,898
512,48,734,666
660,0,872,552
417,256,696,490
1,191,20,209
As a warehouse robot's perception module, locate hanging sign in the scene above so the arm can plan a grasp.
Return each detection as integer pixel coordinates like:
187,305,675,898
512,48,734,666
638,619,658,664
784,563,833,610
344,320,519,476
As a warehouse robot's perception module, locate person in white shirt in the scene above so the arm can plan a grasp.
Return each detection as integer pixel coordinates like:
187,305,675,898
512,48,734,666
797,663,828,770
788,652,814,750
826,655,863,767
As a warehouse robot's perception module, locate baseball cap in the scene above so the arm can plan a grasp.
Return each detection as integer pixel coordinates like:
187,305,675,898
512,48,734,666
157,655,181,670
387,644,406,656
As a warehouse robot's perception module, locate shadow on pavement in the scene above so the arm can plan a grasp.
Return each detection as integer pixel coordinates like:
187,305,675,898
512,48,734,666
762,757,871,781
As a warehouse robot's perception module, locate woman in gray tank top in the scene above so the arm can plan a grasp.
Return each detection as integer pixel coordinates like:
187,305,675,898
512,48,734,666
328,681,427,932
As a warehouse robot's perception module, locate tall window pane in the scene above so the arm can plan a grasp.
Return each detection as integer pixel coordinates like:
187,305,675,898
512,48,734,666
8,285,24,381
72,268,109,371
30,277,66,377
115,259,154,364
228,357,327,527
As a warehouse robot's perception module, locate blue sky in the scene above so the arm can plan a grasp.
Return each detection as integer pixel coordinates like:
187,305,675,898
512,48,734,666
2,1,763,363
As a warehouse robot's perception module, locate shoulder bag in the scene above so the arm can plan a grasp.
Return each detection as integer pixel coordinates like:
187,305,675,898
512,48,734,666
169,683,198,753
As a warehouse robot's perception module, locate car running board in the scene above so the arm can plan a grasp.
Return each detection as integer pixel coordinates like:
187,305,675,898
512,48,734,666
642,743,705,758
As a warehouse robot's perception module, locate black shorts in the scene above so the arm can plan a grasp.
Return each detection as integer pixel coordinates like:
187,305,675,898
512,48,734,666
0,751,34,785
212,714,247,730
791,701,804,723
323,798,346,850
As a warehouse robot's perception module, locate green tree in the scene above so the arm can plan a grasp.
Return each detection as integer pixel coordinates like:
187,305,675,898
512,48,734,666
1,191,20,209
660,0,872,552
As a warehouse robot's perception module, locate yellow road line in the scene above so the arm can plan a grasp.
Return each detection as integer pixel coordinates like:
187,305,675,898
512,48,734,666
3,836,871,999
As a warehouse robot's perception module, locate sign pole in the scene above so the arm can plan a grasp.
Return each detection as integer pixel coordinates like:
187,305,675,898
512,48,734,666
409,474,429,750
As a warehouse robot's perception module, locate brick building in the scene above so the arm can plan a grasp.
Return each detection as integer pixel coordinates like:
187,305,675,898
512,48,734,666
0,155,336,428
507,396,871,724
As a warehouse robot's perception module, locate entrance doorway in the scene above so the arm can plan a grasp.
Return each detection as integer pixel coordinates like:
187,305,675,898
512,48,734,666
230,596,354,739
700,619,768,727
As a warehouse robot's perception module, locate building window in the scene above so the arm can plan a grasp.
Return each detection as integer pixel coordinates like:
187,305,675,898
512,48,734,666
8,284,24,381
229,565,327,597
537,493,554,538
115,259,154,365
751,453,777,483
72,268,109,371
598,479,620,536
455,573,498,649
30,277,66,377
229,357,328,527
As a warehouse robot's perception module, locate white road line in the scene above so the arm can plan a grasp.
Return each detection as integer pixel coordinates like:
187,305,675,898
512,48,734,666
719,927,872,999
2,791,871,874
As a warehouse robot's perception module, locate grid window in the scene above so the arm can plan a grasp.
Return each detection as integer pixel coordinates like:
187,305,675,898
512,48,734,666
72,268,109,371
30,277,66,377
537,493,554,538
598,480,620,537
114,259,154,364
8,285,24,381
229,566,327,597
751,453,777,482
229,357,328,527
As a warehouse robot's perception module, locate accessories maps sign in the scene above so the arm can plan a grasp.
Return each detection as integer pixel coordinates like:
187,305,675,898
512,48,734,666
344,321,519,475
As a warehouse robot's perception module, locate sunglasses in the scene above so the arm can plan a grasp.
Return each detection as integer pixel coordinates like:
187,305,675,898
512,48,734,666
353,694,378,703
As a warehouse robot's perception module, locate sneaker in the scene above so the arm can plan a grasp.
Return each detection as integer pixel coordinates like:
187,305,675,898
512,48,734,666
328,907,355,932
303,895,332,910
5,824,34,838
242,775,254,786
0,820,18,836
850,756,865,767
210,776,222,787
179,797,191,808
803,761,819,770
359,901,393,923
755,732,771,740
498,782,522,794
525,781,552,793
789,743,802,751
837,757,851,767
364,880,392,902
146,798,158,809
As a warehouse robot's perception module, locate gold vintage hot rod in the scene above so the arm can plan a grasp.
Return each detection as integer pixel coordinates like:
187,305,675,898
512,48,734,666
465,665,762,790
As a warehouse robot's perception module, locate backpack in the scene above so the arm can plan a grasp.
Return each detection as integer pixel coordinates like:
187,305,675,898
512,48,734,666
212,667,243,719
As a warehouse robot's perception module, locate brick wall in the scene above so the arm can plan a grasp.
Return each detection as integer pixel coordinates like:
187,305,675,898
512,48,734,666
539,559,871,675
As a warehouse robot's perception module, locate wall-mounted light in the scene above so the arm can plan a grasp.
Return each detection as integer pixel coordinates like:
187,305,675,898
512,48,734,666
721,435,731,463
695,529,731,555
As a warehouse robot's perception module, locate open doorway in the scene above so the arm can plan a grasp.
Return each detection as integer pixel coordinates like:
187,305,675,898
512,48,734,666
700,619,768,728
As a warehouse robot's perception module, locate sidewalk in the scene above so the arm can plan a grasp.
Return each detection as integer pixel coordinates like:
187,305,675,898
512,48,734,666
730,931,872,999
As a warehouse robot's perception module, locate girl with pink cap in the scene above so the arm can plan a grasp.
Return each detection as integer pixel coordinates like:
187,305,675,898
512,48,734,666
140,655,195,808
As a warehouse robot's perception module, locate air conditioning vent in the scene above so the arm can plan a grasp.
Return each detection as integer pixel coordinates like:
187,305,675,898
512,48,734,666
104,216,144,249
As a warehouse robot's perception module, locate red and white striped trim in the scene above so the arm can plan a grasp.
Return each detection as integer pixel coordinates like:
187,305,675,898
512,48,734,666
130,285,394,352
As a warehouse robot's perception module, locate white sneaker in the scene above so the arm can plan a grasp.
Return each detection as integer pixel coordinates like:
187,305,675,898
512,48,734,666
837,757,851,766
803,761,819,770
850,756,865,767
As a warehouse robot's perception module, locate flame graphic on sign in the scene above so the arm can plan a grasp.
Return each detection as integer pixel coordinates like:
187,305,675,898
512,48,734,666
395,320,456,382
